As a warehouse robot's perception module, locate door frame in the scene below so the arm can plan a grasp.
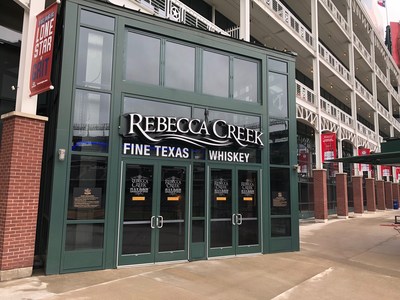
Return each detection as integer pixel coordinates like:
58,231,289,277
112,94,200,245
117,158,191,266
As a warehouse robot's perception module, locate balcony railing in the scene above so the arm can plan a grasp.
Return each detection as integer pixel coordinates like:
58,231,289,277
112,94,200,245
357,121,376,141
133,0,230,36
377,101,391,121
318,43,351,84
296,81,316,105
320,97,353,128
375,64,389,87
391,116,400,132
260,0,314,48
319,0,349,34
226,26,240,39
353,33,372,66
355,79,374,106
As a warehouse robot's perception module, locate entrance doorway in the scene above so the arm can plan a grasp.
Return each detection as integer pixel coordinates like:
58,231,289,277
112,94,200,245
118,161,189,265
209,165,261,257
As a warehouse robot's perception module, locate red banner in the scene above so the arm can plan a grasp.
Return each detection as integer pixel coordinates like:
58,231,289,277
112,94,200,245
358,148,371,172
29,2,58,96
391,22,400,68
381,165,392,177
321,132,337,163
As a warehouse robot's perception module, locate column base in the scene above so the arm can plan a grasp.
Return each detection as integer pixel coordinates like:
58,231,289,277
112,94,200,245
0,267,32,281
354,213,363,217
314,219,328,223
337,215,348,219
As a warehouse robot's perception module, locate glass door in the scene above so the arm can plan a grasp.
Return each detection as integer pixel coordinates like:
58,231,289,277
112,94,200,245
118,161,189,265
209,166,260,257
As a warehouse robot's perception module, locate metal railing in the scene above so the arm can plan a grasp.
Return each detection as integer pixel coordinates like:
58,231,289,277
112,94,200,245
377,101,391,121
355,79,374,106
357,121,376,141
375,64,389,87
133,0,230,36
226,26,240,39
318,43,351,84
260,0,314,48
320,97,353,128
353,33,372,66
319,0,349,34
296,81,316,105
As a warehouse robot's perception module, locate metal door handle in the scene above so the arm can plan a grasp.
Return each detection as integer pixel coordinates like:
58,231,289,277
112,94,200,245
157,216,164,228
151,216,156,229
232,214,236,225
237,213,243,225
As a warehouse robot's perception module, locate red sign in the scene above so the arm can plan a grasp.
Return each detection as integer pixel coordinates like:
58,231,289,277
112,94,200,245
29,2,58,96
381,165,392,177
358,148,371,172
391,22,400,68
396,167,400,182
321,132,337,163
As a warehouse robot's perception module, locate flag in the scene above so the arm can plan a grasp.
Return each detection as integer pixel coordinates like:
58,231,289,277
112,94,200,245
378,0,386,7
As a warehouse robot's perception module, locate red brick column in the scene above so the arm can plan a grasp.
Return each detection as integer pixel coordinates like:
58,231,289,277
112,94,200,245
365,178,376,212
352,176,364,215
313,169,328,222
0,113,47,281
336,173,348,218
384,181,393,209
376,180,385,210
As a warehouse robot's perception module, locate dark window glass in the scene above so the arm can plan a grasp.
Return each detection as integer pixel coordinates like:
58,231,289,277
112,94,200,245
192,220,204,243
270,168,290,215
268,72,288,118
123,97,191,117
125,32,160,85
72,90,110,152
269,58,287,73
165,41,195,91
202,50,229,98
271,218,291,237
65,224,104,250
192,163,205,217
76,27,113,90
233,58,258,102
80,10,115,31
269,119,289,165
67,156,107,220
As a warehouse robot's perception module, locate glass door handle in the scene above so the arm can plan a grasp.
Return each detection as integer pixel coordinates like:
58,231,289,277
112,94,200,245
157,216,164,228
151,216,156,229
236,213,243,225
232,214,236,225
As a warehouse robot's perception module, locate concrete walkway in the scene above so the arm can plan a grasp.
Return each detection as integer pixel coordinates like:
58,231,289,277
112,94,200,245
1,210,400,300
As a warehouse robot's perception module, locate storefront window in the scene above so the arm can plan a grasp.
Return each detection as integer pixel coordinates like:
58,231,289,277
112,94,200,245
202,50,229,98
80,10,115,31
268,72,288,118
67,155,108,220
271,218,291,237
269,59,287,73
72,90,110,152
233,58,258,102
165,41,195,91
124,97,191,117
125,32,160,85
269,119,289,165
65,224,104,251
270,168,290,215
76,27,113,90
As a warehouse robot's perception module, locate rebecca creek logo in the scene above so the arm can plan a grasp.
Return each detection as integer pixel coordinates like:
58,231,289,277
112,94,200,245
122,113,264,148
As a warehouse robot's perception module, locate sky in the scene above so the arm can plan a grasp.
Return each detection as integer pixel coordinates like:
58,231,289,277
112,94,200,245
361,0,400,39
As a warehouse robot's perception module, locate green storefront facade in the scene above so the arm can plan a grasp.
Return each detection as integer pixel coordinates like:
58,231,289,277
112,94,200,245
41,0,299,274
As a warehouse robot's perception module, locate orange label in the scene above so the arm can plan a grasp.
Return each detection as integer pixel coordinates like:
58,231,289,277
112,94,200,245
132,196,145,201
216,197,227,201
167,196,180,201
243,197,253,201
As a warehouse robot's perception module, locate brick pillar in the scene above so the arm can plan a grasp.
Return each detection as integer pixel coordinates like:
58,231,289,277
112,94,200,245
352,176,364,215
313,169,328,222
376,180,386,210
365,178,376,212
336,173,348,218
384,181,393,209
0,113,47,281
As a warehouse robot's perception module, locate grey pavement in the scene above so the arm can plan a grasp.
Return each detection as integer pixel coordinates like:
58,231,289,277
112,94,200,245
1,210,400,300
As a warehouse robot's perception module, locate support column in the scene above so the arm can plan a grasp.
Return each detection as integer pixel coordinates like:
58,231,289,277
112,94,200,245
239,0,250,42
365,178,376,212
376,180,386,210
336,173,348,218
352,176,364,215
313,169,328,222
0,113,47,281
384,181,393,209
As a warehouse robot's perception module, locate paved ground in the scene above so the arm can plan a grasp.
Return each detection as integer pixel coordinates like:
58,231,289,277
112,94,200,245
1,210,400,300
